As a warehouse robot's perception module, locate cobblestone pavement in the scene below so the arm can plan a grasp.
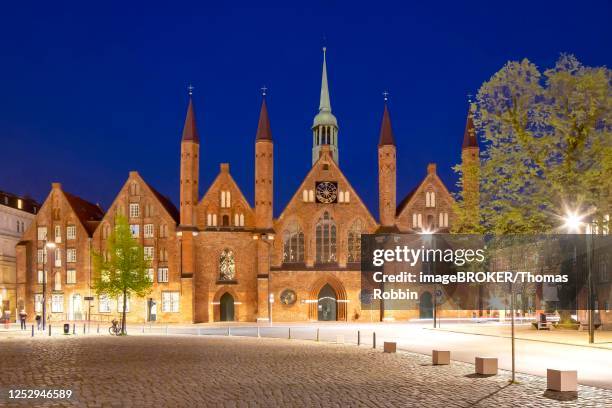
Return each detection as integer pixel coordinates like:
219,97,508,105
0,335,610,407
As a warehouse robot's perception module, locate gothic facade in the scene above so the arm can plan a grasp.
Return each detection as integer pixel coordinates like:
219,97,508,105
16,50,479,323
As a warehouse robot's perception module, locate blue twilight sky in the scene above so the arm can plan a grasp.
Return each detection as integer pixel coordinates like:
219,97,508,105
0,1,610,217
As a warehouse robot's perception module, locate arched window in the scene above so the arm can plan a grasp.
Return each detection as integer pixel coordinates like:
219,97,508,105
283,223,304,263
347,219,363,263
219,249,235,281
316,211,337,263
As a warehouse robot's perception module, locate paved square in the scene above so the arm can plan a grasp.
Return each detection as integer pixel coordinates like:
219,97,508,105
1,335,610,407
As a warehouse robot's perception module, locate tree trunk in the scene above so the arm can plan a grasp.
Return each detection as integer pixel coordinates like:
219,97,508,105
122,288,127,335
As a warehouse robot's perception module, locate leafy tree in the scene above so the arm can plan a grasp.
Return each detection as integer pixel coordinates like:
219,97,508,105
92,215,152,334
458,55,611,234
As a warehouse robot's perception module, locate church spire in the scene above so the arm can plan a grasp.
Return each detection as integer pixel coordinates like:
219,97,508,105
256,93,273,141
312,47,339,165
181,89,199,143
319,47,331,112
378,96,396,147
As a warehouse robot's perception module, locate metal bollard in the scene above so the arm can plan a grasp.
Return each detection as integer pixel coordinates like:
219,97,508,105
73,324,76,335
257,326,260,338
358,330,361,346
373,332,376,349
31,324,34,337
48,324,51,336
288,328,291,340
97,324,100,334
316,328,320,342
227,327,231,336
83,324,86,334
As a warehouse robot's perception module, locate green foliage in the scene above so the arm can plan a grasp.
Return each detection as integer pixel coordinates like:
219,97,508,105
92,215,152,333
463,55,611,234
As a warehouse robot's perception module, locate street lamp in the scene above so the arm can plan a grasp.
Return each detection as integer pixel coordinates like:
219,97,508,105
42,240,56,331
561,209,595,344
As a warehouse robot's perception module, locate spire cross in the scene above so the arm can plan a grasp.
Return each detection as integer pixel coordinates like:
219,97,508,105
382,91,389,101
260,85,268,96
187,84,195,96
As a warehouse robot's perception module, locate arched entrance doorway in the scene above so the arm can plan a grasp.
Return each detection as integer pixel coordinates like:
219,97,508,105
419,291,433,319
220,293,234,321
317,284,337,321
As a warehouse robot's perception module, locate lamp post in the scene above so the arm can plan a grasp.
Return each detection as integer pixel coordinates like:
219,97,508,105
41,240,56,331
562,209,594,344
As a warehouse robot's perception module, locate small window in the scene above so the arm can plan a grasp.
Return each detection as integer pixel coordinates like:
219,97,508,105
159,224,168,238
54,225,62,243
338,191,344,203
67,225,76,240
144,224,154,238
345,191,350,203
67,248,77,263
67,269,76,284
162,291,179,312
99,295,112,313
17,199,23,209
144,246,154,260
130,224,140,238
37,227,47,241
158,267,169,283
129,203,140,218
308,190,314,202
54,249,62,267
303,190,308,202
37,270,46,284
51,294,63,313
146,268,154,282
37,248,47,264
54,272,62,291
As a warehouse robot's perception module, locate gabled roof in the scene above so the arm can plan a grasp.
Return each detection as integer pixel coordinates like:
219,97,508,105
181,96,200,143
396,167,455,217
63,191,105,235
256,98,273,141
198,163,254,212
142,181,180,224
378,103,396,147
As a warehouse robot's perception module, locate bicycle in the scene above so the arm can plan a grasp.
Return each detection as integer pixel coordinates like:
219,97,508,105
109,319,122,336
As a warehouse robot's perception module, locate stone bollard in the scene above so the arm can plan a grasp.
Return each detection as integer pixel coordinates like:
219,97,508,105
288,328,291,340
357,330,361,346
48,324,51,336
373,332,376,349
432,350,450,365
475,357,498,375
547,369,577,392
31,324,34,337
316,328,320,342
383,342,397,353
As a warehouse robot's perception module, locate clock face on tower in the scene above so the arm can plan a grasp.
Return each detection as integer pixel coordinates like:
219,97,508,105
315,181,338,204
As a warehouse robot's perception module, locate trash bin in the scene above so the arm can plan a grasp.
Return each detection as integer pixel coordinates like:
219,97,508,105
63,323,70,335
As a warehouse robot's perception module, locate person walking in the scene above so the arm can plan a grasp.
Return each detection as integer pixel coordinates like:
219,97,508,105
19,309,27,330
35,314,42,330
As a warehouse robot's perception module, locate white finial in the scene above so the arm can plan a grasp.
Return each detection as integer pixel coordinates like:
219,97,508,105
187,84,194,96
261,85,268,96
382,91,389,102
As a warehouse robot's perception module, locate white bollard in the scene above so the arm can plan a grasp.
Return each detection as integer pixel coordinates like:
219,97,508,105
432,350,450,365
475,357,498,375
547,369,577,392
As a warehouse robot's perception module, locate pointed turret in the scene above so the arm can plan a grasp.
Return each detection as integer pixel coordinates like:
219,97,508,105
378,103,396,146
460,102,480,231
378,97,397,228
255,92,274,231
180,87,200,227
312,47,339,165
256,97,273,141
462,104,477,149
181,94,199,143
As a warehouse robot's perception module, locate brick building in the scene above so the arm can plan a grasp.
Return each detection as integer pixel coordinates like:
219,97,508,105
17,49,479,323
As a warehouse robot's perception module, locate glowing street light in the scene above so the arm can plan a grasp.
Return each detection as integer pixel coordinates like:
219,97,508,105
562,211,584,233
